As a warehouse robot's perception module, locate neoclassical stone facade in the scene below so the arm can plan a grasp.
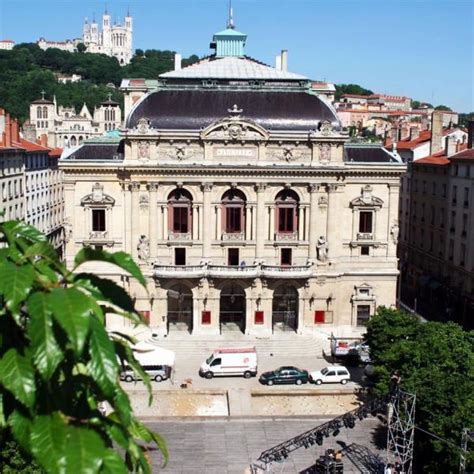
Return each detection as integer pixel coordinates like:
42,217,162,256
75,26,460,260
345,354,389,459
60,23,405,338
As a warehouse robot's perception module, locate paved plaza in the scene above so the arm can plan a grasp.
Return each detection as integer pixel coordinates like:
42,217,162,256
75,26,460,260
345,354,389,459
146,417,386,474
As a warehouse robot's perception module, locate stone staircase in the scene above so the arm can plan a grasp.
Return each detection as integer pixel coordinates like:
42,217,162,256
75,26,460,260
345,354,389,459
146,333,329,358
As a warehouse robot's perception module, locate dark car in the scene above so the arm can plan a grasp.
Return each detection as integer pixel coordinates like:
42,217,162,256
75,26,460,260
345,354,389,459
259,366,309,386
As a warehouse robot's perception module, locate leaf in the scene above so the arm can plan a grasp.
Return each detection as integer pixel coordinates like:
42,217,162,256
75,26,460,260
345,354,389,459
147,429,169,465
112,388,132,426
0,394,5,427
74,273,135,313
0,349,35,408
30,413,67,474
102,449,128,474
87,315,119,397
8,410,33,451
64,426,106,474
73,248,146,287
23,240,58,261
48,287,92,355
0,261,34,312
1,220,47,245
27,292,63,380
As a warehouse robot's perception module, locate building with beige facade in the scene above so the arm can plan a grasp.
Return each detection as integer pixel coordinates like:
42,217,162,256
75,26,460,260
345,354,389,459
28,93,122,149
400,122,474,328
60,23,405,338
0,109,64,252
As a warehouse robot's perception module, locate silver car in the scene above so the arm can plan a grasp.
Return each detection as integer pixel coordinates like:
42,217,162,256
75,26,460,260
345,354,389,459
120,364,171,383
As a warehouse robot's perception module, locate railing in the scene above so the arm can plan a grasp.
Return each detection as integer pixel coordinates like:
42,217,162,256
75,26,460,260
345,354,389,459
357,232,373,240
168,232,191,241
153,262,313,279
221,232,245,241
274,231,298,241
89,231,108,240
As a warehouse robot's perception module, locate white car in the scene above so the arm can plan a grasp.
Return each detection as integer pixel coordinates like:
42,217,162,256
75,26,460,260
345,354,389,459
310,366,350,385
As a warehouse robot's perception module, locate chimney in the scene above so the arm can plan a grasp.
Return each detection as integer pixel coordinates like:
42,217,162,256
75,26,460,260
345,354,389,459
275,54,281,70
22,121,37,143
11,119,20,143
174,53,182,71
445,135,457,157
390,126,398,143
39,134,48,147
468,120,474,149
409,126,420,141
400,126,409,141
430,112,444,155
4,113,12,147
281,49,288,72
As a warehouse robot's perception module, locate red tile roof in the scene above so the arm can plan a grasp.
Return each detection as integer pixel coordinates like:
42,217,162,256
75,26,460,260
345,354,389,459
17,139,50,152
48,147,63,158
450,148,474,160
415,153,450,165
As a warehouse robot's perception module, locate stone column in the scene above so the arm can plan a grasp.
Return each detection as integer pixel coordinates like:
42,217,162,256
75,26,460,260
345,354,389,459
387,183,400,257
130,182,140,259
215,204,221,240
269,205,275,241
148,182,159,259
202,183,213,260
308,184,318,259
161,205,167,240
192,204,199,240
255,184,266,260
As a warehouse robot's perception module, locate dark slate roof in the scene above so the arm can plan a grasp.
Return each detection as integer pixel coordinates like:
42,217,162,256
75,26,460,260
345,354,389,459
31,98,54,105
344,145,402,163
126,90,340,131
64,143,123,160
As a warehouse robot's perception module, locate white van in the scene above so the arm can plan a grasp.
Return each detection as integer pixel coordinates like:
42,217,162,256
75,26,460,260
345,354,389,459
310,366,350,385
199,347,257,379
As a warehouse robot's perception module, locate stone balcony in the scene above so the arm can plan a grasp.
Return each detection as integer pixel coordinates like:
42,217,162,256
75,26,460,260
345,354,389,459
274,231,298,241
89,230,108,240
153,262,314,279
356,232,373,241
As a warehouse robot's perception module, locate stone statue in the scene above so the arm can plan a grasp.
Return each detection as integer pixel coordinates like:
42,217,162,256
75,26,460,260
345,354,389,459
316,235,328,262
390,221,399,245
137,235,150,262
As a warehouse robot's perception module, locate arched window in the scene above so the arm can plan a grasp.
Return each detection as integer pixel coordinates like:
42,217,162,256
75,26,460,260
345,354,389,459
70,136,77,147
43,106,48,119
222,189,246,234
168,188,192,234
78,136,83,145
111,109,115,122
275,189,299,234
37,107,42,119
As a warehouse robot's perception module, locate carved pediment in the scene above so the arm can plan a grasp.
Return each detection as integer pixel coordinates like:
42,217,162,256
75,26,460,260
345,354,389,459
201,118,269,142
350,185,383,208
81,183,115,206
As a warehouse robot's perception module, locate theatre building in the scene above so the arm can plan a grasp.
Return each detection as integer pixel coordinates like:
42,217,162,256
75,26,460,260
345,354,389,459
60,23,405,337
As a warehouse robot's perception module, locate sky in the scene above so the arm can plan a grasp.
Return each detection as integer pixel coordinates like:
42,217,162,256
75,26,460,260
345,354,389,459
0,0,472,112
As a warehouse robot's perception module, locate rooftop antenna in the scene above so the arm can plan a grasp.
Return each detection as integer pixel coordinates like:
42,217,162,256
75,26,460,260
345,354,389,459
104,3,108,15
227,0,235,29
127,4,130,16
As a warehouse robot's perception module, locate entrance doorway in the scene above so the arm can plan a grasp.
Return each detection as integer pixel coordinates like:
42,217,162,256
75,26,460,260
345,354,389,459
167,284,193,333
272,286,298,332
220,283,246,333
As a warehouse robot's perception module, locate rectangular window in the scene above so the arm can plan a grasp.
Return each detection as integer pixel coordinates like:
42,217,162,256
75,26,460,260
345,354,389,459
361,246,370,256
173,207,188,233
432,182,436,196
464,188,469,207
442,184,447,198
278,207,294,232
228,248,239,266
226,207,242,233
448,240,454,261
92,209,106,231
314,310,325,324
462,214,468,236
94,245,104,251
356,305,371,326
280,248,292,266
450,211,456,233
452,185,457,205
359,211,373,233
460,244,466,267
174,248,186,266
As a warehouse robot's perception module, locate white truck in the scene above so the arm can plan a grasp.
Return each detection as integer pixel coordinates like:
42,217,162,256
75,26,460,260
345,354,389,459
199,347,258,379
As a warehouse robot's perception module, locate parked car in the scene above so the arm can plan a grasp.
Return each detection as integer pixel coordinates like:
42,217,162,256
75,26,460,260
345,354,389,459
121,364,171,383
310,366,350,385
259,366,309,386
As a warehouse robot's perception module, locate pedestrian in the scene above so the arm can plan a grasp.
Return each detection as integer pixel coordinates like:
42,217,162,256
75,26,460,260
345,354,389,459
384,463,393,474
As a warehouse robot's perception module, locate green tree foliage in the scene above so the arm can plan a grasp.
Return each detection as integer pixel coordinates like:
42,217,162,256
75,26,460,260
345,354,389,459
434,105,452,111
0,44,199,122
76,43,87,54
366,307,474,472
0,220,167,472
459,112,474,128
334,83,373,101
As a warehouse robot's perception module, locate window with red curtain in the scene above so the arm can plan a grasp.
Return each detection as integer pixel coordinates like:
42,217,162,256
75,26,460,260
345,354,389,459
168,188,192,234
359,211,373,233
222,189,246,234
275,189,299,234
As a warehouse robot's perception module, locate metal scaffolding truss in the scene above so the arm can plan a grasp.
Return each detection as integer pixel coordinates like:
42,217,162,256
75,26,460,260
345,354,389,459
249,395,389,472
386,389,416,474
